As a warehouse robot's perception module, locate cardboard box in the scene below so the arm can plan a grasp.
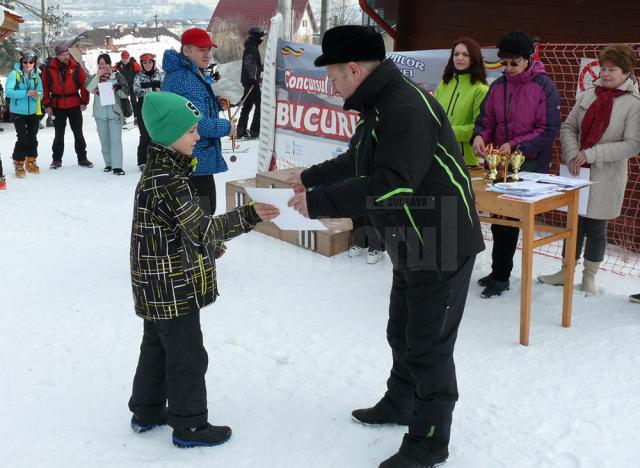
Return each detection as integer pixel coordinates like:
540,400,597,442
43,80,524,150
225,177,281,239
227,174,354,257
281,218,353,257
255,167,303,189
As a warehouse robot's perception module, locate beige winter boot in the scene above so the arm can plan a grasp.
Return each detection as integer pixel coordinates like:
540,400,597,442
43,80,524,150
25,156,40,174
14,160,26,178
537,259,575,286
537,267,564,285
580,260,600,295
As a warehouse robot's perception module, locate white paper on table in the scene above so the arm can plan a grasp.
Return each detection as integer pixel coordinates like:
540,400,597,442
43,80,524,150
557,165,590,216
517,171,547,182
245,187,327,231
98,82,116,106
538,172,593,189
498,191,561,203
487,180,559,196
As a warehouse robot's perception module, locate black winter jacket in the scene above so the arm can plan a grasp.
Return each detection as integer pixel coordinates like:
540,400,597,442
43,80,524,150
130,143,261,320
241,38,262,86
302,60,485,274
115,59,142,89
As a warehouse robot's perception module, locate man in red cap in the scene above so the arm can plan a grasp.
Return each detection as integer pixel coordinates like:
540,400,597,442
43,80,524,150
115,50,142,124
161,28,234,217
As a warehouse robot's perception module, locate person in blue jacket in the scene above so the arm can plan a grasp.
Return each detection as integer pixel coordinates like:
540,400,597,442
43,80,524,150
6,50,44,178
161,28,235,216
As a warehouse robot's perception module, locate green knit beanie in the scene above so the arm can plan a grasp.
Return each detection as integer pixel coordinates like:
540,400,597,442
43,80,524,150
142,92,203,147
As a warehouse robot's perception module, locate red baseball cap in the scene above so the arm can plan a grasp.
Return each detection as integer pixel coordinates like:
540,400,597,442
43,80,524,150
121,50,130,58
181,28,218,48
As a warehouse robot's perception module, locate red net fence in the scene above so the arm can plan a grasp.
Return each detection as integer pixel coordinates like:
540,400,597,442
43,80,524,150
481,42,640,278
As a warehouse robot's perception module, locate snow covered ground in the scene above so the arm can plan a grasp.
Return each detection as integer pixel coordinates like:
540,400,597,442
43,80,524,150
1,116,640,468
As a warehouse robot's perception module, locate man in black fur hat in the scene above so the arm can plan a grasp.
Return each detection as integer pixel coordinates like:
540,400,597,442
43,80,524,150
288,25,485,468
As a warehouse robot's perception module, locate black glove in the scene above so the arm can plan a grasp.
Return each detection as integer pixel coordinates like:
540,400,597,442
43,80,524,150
140,82,152,89
150,80,162,89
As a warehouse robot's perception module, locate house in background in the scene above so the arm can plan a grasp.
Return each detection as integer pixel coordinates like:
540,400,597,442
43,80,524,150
67,25,180,50
60,25,181,73
208,0,318,45
0,5,24,41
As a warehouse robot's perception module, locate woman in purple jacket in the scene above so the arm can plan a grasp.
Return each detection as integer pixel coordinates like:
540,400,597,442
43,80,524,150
472,30,561,298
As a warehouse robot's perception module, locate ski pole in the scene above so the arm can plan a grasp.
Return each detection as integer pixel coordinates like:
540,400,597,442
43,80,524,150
231,84,255,119
226,103,238,163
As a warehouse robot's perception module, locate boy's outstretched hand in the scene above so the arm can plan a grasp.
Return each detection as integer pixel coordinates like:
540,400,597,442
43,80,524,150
253,203,280,222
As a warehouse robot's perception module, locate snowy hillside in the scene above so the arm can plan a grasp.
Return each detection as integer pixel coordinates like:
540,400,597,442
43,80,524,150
1,113,640,467
80,37,182,75
15,0,216,22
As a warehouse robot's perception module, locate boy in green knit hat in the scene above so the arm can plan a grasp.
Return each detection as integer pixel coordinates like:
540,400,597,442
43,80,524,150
128,91,278,448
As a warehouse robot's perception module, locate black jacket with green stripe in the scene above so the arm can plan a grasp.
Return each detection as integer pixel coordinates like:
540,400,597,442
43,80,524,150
302,59,485,273
130,142,261,320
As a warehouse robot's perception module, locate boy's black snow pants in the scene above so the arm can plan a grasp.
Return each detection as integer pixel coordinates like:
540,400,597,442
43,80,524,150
129,309,209,430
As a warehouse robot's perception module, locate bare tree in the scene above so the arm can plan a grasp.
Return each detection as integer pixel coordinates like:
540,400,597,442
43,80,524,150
328,0,360,27
210,17,268,64
1,1,70,51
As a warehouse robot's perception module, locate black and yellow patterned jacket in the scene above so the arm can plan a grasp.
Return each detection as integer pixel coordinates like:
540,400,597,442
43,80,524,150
130,142,260,320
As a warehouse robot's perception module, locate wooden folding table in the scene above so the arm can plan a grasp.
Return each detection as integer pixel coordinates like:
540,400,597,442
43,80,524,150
471,172,582,346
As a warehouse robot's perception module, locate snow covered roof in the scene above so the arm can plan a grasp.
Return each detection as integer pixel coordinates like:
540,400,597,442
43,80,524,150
78,36,182,74
1,5,21,17
208,0,317,34
0,4,24,40
69,27,180,48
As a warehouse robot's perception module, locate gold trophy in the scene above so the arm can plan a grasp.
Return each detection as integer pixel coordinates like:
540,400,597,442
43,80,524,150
509,150,526,181
485,144,500,181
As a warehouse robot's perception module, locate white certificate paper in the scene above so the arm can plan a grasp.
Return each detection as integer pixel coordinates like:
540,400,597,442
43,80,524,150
558,165,590,216
246,187,327,231
98,82,115,106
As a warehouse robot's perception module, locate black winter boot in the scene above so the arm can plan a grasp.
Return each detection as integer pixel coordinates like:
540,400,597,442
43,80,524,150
130,413,168,433
477,273,494,287
352,397,413,426
172,423,232,448
78,158,94,168
480,278,510,298
379,451,447,468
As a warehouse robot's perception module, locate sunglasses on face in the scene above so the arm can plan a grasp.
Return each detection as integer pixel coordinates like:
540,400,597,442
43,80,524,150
22,60,35,64
500,58,524,67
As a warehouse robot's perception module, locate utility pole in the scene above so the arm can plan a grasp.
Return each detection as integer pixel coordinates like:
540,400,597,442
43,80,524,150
41,0,48,47
320,0,330,38
278,0,292,40
154,14,158,42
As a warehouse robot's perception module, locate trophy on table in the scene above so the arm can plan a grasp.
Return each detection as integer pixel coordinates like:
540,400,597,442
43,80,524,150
509,149,526,181
485,144,500,181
